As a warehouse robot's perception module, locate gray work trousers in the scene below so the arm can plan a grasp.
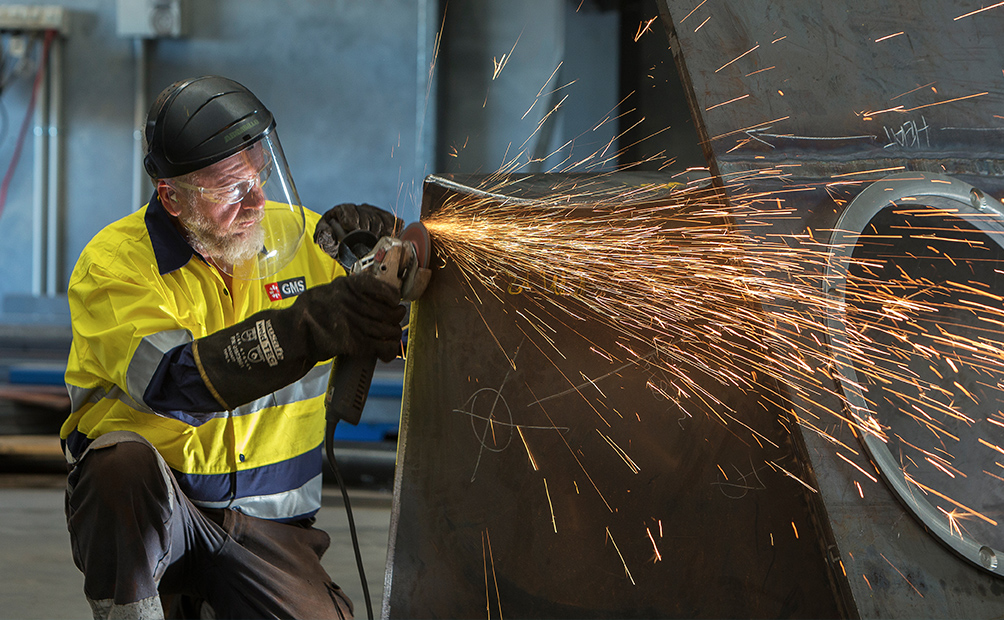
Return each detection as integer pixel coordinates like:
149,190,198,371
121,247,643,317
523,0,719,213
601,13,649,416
64,431,353,619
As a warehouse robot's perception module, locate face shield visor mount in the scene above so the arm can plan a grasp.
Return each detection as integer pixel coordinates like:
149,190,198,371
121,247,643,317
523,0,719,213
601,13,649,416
167,129,305,281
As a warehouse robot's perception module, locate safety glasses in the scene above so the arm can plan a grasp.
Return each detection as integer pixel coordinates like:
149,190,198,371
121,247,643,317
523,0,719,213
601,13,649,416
173,160,273,206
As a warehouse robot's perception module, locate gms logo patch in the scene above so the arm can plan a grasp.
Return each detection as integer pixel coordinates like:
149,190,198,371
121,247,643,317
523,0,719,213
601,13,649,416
265,277,306,301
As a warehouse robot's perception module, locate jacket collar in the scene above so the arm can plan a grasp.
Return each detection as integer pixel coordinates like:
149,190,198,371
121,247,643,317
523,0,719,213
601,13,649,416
145,190,202,275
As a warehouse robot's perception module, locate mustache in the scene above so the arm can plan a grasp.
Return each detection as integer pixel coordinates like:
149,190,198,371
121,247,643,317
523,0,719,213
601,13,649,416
235,211,265,225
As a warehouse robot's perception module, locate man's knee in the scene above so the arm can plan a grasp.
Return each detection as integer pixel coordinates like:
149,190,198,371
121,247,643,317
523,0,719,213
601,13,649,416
67,438,169,537
74,442,167,506
66,435,177,606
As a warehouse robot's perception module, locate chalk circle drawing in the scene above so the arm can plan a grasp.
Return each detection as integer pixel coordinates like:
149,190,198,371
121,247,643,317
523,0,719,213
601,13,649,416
454,388,570,482
461,387,515,455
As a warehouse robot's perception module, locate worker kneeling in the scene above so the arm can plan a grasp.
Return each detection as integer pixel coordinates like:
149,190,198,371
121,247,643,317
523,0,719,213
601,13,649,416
60,76,405,619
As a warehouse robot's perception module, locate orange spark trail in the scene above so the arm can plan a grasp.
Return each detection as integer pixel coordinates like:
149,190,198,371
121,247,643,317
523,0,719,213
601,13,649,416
715,44,760,73
421,166,1004,522
955,1,1004,20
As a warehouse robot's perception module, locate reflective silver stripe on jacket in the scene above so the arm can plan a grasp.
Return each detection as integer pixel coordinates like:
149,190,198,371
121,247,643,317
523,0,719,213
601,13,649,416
67,341,331,420
67,384,104,415
126,329,194,411
191,473,323,520
231,363,331,418
66,383,151,416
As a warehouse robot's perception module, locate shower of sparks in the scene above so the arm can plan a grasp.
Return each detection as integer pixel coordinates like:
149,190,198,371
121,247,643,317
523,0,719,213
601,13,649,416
421,163,1004,532
407,3,1004,599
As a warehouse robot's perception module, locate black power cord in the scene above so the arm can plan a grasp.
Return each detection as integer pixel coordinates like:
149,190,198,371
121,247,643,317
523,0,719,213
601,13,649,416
325,421,374,620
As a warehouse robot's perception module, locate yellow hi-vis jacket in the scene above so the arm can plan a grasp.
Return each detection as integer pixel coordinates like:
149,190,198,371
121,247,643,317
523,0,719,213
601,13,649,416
61,194,344,521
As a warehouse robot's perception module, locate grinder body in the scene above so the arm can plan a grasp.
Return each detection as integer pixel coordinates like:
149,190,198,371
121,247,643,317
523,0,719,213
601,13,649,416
324,223,431,427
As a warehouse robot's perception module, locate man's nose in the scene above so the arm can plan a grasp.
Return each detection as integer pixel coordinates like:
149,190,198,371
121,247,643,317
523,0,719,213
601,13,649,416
241,184,266,210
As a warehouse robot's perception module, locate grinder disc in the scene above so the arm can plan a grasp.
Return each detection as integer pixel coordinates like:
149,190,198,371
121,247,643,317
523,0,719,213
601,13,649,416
399,221,432,268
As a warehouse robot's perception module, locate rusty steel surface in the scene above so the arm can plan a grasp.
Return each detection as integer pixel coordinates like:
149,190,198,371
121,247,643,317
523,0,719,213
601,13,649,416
657,0,1004,176
656,2,1004,617
383,174,849,618
383,3,1004,617
741,175,1004,618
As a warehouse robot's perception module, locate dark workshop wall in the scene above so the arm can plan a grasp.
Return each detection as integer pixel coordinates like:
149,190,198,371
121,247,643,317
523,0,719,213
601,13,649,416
0,0,639,322
0,0,426,315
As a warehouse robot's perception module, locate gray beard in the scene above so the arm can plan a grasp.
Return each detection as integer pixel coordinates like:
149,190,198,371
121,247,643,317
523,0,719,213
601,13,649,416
181,209,265,269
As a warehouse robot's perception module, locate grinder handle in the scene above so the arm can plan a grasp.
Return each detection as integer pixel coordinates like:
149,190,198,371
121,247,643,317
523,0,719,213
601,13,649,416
325,243,404,427
325,353,377,427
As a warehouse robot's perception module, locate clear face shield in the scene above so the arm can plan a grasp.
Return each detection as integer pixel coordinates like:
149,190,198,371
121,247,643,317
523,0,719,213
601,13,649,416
167,131,305,280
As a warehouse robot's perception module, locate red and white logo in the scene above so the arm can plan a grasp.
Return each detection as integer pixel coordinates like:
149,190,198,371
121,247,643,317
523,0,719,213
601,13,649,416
265,277,306,301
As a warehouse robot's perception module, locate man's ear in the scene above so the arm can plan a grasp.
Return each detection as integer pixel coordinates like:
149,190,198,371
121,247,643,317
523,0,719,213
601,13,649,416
157,180,183,217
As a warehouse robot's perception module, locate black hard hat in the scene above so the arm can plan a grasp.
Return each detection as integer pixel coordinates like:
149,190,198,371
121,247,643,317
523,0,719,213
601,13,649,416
144,75,275,179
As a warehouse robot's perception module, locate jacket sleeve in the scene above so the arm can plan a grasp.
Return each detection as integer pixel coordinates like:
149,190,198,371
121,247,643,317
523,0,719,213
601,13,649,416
144,343,221,419
66,259,222,424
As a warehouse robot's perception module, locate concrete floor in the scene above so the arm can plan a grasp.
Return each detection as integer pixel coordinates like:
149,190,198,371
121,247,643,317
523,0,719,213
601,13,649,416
0,468,394,619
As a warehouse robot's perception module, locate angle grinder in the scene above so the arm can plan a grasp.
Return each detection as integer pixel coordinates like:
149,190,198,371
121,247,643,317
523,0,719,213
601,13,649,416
324,221,432,427
319,221,431,620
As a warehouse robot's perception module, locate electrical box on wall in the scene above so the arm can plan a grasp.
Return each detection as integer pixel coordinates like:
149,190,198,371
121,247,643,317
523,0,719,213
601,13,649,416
116,0,186,38
0,5,70,34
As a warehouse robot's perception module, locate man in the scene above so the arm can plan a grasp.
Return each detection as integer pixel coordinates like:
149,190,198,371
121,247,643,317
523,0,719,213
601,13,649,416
60,75,405,619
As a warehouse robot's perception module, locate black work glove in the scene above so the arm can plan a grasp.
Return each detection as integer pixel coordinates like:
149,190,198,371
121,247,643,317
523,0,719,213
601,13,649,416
314,203,404,257
297,274,407,362
193,275,407,410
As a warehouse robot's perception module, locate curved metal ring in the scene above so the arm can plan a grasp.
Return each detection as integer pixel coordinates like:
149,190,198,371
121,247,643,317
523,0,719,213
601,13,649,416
824,171,1004,577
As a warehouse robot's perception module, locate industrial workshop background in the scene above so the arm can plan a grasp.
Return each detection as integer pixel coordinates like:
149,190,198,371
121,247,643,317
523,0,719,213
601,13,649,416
0,0,701,325
6,1,1004,618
